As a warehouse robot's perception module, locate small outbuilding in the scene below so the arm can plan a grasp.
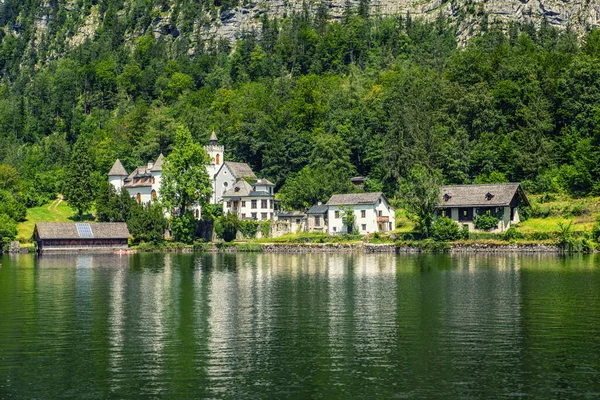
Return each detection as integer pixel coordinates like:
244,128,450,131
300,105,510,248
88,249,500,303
34,222,130,253
306,203,328,233
436,183,529,233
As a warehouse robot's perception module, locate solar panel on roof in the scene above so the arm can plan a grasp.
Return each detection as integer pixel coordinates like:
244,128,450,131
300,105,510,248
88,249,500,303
76,223,93,238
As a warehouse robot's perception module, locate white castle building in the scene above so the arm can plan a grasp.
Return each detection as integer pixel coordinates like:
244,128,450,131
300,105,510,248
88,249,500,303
107,131,275,220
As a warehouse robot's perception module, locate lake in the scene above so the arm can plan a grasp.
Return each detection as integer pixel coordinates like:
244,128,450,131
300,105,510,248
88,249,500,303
1,252,599,399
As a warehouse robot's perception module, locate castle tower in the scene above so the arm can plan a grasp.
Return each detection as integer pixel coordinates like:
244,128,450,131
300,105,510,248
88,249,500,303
204,130,224,179
108,159,128,192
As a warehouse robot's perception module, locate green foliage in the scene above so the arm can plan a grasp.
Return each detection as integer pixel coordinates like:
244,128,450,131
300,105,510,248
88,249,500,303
503,227,524,241
260,220,271,238
171,211,197,244
239,220,259,238
161,126,212,216
592,216,600,243
236,243,263,252
395,239,450,253
62,140,96,220
518,204,532,222
340,206,356,234
431,217,461,242
215,213,239,242
127,201,168,245
0,164,21,194
473,213,500,230
0,214,17,244
0,190,26,222
399,166,442,238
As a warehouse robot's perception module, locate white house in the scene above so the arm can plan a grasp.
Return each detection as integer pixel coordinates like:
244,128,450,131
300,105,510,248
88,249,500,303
435,183,529,233
326,193,395,235
222,179,275,221
108,154,164,205
213,161,257,204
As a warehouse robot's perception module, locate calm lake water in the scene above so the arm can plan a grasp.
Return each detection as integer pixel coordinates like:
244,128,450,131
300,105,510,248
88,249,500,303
1,252,599,399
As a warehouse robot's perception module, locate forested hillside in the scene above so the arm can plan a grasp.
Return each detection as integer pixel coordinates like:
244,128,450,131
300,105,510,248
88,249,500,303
2,1,600,213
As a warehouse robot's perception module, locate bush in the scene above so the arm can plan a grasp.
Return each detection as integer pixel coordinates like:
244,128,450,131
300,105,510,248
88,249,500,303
260,220,271,238
591,217,600,243
215,213,239,242
473,213,500,230
460,225,469,240
171,211,197,244
239,220,259,238
503,227,524,241
236,243,263,252
0,214,17,246
518,204,532,222
431,217,461,241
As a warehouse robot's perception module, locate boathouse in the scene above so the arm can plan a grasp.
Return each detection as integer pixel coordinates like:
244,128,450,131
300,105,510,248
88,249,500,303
34,222,130,253
436,183,530,233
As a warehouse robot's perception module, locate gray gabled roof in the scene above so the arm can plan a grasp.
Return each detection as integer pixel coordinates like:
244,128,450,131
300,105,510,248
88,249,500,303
108,159,128,176
222,179,254,197
437,183,528,208
34,223,130,240
307,204,328,214
209,130,218,142
255,178,274,186
224,161,257,179
151,153,164,172
327,192,384,206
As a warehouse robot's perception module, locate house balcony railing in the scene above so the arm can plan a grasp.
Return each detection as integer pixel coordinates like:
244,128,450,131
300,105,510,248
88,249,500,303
376,216,389,223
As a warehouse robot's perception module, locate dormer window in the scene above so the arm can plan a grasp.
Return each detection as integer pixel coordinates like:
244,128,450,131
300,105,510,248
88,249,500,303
443,193,452,202
234,187,240,192
485,192,494,201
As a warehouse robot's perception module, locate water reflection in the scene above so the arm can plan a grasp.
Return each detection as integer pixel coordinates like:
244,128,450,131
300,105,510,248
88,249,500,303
0,253,599,399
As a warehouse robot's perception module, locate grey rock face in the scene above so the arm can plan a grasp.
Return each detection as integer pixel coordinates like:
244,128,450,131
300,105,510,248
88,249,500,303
202,0,600,43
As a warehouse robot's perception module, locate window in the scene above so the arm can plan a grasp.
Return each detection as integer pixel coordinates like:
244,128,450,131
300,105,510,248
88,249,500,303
195,209,199,219
251,200,257,209
378,210,382,217
295,218,301,224
261,212,268,220
270,200,274,209
361,210,366,218
261,199,268,208
216,154,220,165
315,216,320,226
389,222,393,231
270,213,273,220
458,208,473,221
227,201,232,208
251,212,257,220
242,201,246,207
333,227,337,232
362,224,366,231
335,211,340,218
151,190,157,200
136,193,141,203
241,213,246,219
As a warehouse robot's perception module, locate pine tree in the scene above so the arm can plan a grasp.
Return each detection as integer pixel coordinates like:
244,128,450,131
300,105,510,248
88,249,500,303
62,139,96,220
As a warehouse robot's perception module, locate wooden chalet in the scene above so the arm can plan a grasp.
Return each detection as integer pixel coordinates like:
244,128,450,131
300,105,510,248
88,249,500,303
34,222,130,253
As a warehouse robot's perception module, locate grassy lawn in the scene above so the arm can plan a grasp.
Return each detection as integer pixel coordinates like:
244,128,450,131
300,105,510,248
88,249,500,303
17,198,77,242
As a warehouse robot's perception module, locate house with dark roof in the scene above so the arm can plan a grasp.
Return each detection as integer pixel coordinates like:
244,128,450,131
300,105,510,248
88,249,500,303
436,183,529,232
326,193,395,234
306,203,328,233
34,222,130,253
222,179,275,221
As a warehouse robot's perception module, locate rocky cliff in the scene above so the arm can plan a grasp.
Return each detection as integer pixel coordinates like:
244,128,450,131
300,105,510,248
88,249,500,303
11,0,600,57
200,0,600,43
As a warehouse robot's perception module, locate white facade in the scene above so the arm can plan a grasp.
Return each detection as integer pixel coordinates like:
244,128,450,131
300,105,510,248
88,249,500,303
213,164,237,204
327,194,395,235
223,196,275,221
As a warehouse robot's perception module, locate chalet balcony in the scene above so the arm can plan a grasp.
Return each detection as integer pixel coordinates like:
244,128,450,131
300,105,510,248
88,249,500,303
376,216,389,223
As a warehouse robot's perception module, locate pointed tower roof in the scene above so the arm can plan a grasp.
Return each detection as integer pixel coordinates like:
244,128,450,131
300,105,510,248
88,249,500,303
209,130,218,145
108,159,128,176
151,153,164,172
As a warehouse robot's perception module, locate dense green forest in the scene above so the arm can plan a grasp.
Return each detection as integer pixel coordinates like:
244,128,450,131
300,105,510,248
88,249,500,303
2,0,600,216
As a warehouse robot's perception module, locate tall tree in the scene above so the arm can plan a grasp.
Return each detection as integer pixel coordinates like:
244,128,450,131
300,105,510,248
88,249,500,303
62,139,96,220
399,165,442,238
160,126,212,216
